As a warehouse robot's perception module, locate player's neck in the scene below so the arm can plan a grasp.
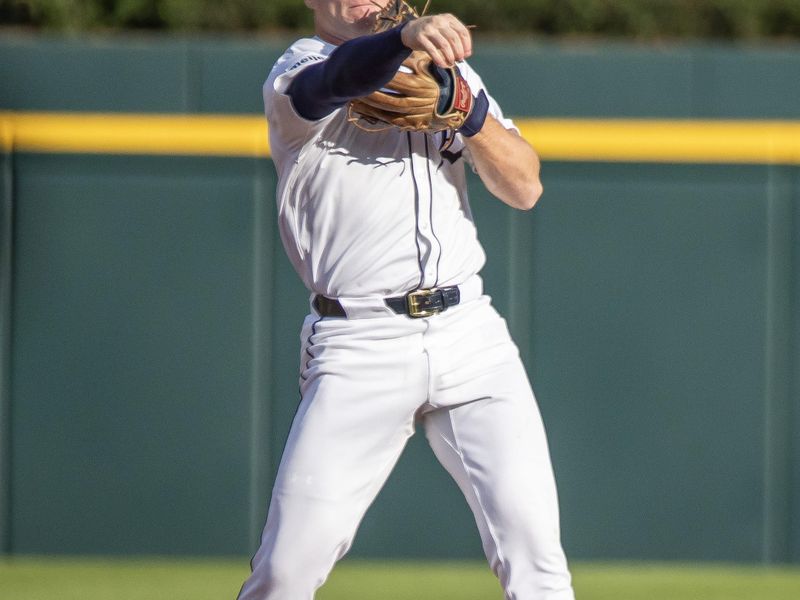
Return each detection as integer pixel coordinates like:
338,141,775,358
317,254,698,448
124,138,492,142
314,28,346,46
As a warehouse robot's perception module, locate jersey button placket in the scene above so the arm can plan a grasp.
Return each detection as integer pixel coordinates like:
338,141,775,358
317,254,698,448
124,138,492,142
411,135,440,289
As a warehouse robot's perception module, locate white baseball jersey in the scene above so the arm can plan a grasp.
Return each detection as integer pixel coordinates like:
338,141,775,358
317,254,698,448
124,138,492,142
263,36,518,299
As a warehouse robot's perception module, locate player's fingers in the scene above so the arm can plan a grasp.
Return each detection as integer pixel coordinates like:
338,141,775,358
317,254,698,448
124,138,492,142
434,14,469,62
411,15,466,65
440,15,472,60
424,30,456,67
440,24,466,62
421,38,449,68
449,20,472,58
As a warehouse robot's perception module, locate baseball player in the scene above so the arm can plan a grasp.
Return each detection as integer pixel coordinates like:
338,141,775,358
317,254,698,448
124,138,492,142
238,1,575,598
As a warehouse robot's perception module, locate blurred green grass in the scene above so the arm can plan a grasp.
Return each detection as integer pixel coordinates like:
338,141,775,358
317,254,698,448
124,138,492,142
1,557,800,600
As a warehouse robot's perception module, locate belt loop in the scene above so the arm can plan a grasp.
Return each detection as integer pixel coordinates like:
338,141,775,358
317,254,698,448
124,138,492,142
441,286,460,308
313,295,347,318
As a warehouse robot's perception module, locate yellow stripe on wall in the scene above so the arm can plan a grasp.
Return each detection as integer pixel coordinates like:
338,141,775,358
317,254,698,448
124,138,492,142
2,111,800,165
0,112,270,157
517,119,800,165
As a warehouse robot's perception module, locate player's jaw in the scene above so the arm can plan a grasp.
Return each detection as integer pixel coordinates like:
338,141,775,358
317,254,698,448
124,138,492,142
305,0,391,44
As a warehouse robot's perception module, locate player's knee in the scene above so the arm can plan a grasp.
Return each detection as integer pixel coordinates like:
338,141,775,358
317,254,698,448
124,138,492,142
266,555,309,589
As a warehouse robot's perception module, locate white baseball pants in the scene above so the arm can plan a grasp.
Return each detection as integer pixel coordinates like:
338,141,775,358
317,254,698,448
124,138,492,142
238,293,574,600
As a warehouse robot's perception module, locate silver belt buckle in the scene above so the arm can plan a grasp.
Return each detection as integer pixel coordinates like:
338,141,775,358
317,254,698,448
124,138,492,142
406,288,440,318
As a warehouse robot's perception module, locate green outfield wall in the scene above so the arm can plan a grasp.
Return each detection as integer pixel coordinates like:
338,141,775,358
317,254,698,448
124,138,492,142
0,33,798,564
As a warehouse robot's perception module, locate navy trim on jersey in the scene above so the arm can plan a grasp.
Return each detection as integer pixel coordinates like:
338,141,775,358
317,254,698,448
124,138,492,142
424,136,443,287
288,26,412,121
407,133,426,290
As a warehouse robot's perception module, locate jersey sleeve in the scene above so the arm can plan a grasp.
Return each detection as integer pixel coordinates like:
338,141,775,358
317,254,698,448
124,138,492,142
457,61,519,134
454,61,519,172
263,44,333,158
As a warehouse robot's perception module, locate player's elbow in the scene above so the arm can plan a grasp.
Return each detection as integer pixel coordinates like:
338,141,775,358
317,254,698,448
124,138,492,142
511,178,542,211
485,163,542,210
523,179,543,210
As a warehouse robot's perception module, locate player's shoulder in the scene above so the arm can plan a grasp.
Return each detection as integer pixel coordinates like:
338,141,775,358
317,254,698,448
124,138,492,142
269,37,334,82
264,37,338,159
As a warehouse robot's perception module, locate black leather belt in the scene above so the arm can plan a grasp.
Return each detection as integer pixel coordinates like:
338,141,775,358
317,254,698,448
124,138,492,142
313,285,461,319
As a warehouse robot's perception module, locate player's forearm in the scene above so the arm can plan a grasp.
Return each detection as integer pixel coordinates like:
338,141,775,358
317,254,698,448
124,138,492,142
288,27,412,120
464,115,543,210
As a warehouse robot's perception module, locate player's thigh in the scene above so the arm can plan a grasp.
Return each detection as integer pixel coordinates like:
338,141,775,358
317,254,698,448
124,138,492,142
275,314,427,501
424,300,565,539
427,361,560,511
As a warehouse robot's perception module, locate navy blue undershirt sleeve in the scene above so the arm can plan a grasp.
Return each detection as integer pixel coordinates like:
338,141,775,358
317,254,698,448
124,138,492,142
288,26,412,121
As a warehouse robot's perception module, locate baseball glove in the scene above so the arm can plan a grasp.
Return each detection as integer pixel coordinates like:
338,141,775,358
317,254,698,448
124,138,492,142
373,0,423,33
347,1,475,138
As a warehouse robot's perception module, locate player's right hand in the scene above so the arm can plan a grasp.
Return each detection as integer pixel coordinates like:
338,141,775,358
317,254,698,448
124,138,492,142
400,14,472,68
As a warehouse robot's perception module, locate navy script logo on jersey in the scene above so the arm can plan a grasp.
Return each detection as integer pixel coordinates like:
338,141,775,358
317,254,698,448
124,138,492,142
287,54,325,72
